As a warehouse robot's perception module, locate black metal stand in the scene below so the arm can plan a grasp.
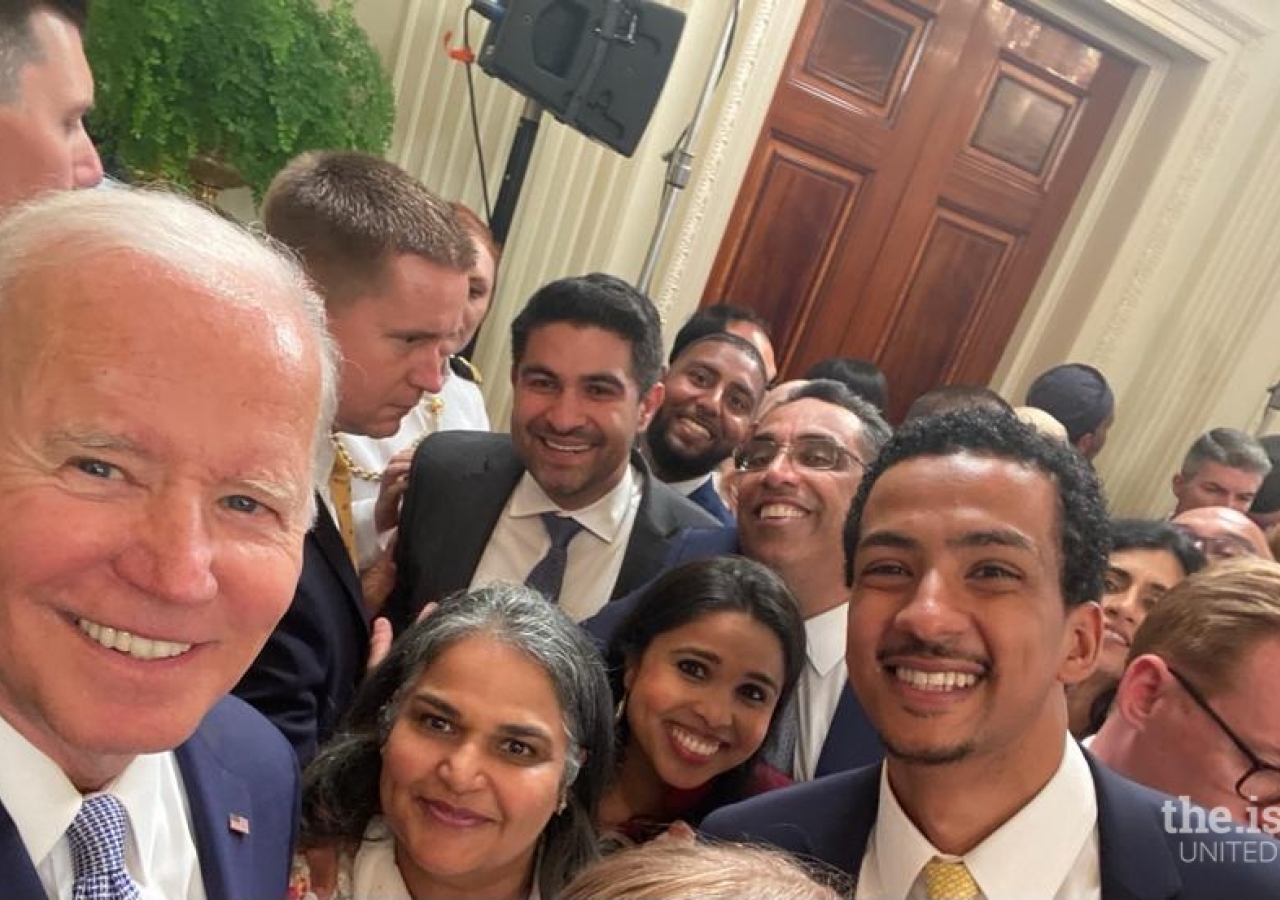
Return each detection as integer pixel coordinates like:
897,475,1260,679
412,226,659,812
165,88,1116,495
490,98,544,246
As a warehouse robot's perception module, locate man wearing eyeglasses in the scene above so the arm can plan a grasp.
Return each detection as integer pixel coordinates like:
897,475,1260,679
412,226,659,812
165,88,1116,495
1172,506,1273,566
1091,557,1280,836
588,379,893,780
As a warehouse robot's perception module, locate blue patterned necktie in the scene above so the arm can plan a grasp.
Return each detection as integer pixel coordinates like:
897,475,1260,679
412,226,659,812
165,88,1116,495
67,795,142,900
524,513,584,602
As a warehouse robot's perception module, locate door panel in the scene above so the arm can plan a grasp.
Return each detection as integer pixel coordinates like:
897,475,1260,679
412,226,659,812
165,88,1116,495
703,0,1134,421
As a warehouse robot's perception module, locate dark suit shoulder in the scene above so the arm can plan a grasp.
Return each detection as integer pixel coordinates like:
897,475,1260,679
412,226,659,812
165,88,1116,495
416,429,512,467
700,767,876,876
1091,759,1280,896
642,476,721,533
189,696,297,784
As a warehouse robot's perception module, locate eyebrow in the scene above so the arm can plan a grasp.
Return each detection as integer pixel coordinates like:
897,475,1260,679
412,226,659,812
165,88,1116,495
858,529,1035,553
408,691,554,741
48,428,148,456
675,646,780,692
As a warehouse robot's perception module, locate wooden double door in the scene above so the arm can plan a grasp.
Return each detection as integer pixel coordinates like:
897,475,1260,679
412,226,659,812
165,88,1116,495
703,0,1134,421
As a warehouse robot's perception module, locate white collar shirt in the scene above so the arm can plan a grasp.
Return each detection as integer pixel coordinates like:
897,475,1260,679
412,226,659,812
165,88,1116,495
0,713,206,900
470,465,641,621
794,601,850,781
855,735,1099,900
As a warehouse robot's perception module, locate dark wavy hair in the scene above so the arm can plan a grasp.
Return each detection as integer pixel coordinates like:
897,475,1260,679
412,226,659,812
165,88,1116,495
510,273,663,393
301,582,615,896
844,407,1111,607
605,556,806,825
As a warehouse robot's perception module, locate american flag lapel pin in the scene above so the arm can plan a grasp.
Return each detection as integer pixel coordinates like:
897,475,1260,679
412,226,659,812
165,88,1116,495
228,813,251,835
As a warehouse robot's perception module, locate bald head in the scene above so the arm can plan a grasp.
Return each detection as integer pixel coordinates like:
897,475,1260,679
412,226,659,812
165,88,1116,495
1171,506,1272,565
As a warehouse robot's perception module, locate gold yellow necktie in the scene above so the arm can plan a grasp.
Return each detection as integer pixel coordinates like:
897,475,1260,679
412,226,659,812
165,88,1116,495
327,449,358,566
922,857,981,900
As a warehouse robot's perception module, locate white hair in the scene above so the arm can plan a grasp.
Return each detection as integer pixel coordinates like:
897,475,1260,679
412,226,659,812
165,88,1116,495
0,187,339,497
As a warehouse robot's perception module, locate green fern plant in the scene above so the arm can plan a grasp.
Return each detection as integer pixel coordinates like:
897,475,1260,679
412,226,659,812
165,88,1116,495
86,0,394,198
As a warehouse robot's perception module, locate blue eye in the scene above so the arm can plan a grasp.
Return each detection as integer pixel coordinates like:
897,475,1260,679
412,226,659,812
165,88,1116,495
73,458,120,480
222,495,263,515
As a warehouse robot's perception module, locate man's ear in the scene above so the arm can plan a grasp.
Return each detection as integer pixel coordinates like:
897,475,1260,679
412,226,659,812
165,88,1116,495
636,381,664,432
1059,601,1102,686
1113,654,1172,730
1172,472,1186,499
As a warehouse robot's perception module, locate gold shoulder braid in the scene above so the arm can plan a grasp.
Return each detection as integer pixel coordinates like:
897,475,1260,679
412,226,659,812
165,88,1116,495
450,354,483,385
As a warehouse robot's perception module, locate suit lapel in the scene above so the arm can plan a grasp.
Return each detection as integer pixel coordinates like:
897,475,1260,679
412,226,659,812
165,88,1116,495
1090,755,1183,900
176,735,256,900
0,799,45,900
311,499,368,628
444,446,524,592
614,453,684,600
817,685,885,777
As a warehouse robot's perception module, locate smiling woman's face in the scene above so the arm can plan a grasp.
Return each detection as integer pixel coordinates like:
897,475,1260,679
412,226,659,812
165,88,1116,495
624,611,784,791
380,633,570,898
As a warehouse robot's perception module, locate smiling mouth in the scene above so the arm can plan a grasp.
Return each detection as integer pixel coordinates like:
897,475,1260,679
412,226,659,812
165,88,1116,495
540,436,592,454
1103,626,1130,647
887,665,982,691
78,618,193,661
424,799,492,828
668,723,723,759
758,503,807,520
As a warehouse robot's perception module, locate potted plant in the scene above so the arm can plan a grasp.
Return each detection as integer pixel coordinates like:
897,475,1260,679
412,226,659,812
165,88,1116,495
86,0,395,200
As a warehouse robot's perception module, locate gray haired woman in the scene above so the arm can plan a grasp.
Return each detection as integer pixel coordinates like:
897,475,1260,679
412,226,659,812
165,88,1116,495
292,583,615,900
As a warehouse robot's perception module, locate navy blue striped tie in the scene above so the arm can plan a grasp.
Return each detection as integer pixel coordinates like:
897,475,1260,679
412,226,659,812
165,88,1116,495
524,513,584,602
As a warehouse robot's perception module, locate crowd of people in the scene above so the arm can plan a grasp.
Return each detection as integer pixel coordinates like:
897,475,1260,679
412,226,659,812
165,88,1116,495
4,2,1280,898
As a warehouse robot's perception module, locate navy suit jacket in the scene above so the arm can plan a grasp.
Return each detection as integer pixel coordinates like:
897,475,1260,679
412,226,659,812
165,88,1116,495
0,696,299,900
234,501,369,764
686,477,734,526
583,526,884,777
702,754,1280,897
384,431,720,631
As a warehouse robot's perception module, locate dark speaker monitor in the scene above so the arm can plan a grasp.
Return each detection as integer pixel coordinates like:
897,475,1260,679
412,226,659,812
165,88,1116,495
477,0,685,157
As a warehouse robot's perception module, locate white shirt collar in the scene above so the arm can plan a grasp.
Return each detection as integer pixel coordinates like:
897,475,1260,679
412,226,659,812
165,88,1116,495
863,736,1096,900
805,601,848,676
0,711,181,888
508,464,637,543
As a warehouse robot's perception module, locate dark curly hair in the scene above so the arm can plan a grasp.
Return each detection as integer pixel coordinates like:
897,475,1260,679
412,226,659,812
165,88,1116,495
843,407,1111,607
301,582,615,897
606,556,806,826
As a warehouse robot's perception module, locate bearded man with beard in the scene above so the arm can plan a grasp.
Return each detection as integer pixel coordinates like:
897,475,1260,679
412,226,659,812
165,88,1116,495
641,333,767,524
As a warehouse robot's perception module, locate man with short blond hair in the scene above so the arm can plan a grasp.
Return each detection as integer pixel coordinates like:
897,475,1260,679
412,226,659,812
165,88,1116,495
236,151,475,763
1091,558,1280,835
0,0,102,213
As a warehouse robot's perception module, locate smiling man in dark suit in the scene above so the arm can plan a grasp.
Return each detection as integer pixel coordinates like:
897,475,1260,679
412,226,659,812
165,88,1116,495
704,408,1280,897
385,273,718,628
0,188,335,898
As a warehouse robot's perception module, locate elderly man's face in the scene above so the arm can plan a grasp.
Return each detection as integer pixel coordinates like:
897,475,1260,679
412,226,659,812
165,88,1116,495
0,10,102,213
0,254,319,789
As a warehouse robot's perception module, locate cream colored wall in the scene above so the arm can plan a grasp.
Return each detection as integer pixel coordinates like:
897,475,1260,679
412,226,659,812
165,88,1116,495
356,0,1280,517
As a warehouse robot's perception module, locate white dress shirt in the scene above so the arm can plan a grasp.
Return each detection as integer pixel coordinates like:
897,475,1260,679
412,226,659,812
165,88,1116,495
794,601,850,781
339,377,491,568
855,736,1100,900
470,465,642,621
0,713,206,900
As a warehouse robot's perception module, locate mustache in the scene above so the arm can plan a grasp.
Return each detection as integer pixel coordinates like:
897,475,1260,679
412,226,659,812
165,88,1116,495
876,637,990,671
